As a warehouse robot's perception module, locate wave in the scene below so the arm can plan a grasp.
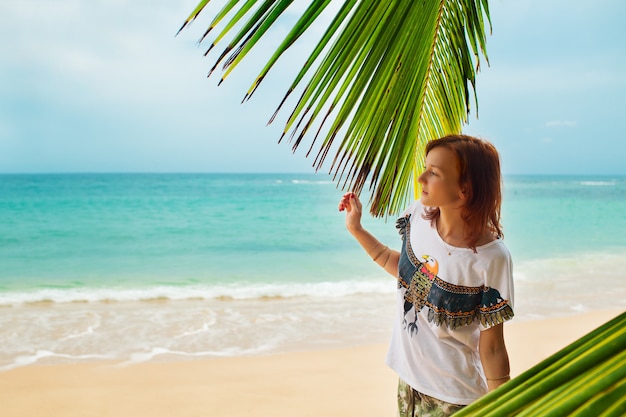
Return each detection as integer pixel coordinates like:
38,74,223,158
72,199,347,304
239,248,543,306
290,179,335,185
0,350,113,372
0,278,394,306
579,180,617,186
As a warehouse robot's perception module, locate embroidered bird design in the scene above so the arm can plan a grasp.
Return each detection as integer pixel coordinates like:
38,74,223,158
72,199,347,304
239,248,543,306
421,254,439,276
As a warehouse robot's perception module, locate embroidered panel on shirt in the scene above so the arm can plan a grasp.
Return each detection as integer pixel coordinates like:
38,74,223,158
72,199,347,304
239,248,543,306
395,214,514,330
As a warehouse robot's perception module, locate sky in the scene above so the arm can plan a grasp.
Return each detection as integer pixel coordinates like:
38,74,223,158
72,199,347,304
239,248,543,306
1,0,625,175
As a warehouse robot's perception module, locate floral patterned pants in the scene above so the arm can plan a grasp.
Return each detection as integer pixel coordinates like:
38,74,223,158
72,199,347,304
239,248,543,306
397,379,465,417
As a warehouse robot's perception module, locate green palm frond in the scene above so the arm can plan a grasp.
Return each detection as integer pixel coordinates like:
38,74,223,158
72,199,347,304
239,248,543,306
453,311,626,416
179,0,490,216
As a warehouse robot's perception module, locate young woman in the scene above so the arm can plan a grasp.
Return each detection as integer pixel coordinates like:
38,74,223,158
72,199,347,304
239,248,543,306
338,135,514,416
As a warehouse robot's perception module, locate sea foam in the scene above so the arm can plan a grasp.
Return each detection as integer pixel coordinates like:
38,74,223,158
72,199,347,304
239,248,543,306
0,278,394,307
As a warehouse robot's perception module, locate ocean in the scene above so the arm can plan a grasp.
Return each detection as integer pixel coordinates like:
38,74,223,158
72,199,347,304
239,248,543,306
1,173,625,370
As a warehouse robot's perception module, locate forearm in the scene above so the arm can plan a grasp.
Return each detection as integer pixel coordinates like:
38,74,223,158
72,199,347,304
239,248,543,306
348,224,399,277
480,345,510,391
339,192,399,276
479,324,511,391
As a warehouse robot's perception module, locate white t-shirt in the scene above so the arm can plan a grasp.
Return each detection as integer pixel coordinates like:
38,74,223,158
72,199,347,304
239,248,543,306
385,201,514,405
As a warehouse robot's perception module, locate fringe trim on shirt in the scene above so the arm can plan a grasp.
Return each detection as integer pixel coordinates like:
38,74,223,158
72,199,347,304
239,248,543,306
395,212,514,330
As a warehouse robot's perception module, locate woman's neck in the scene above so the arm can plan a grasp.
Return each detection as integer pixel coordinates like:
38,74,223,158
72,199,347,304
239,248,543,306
438,207,496,248
437,209,466,247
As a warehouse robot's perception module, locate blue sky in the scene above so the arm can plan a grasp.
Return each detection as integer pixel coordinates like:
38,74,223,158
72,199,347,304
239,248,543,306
1,0,625,175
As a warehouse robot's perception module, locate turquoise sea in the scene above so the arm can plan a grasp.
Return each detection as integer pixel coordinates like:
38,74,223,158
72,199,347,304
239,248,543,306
1,173,625,370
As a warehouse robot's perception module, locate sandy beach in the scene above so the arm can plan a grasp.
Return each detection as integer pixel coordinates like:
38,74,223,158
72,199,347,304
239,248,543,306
0,309,622,417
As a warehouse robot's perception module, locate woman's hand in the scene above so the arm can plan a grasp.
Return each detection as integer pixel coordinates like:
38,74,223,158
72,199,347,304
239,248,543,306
339,192,399,277
338,192,363,234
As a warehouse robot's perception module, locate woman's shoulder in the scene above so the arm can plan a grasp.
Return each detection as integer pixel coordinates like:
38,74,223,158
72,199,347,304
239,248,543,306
400,199,426,218
476,237,512,264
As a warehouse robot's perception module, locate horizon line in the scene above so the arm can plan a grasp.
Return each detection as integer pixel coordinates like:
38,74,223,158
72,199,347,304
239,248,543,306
0,172,625,177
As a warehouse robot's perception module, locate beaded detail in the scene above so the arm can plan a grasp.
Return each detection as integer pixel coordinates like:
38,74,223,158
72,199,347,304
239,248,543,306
396,214,514,330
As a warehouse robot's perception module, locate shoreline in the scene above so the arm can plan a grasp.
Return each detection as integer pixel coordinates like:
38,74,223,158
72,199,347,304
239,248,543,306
1,309,623,417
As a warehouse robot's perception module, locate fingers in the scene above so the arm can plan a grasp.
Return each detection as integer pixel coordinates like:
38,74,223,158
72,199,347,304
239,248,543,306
338,193,349,211
338,192,360,212
338,195,349,211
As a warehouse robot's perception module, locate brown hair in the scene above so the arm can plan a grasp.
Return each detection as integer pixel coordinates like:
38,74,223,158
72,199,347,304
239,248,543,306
423,134,503,251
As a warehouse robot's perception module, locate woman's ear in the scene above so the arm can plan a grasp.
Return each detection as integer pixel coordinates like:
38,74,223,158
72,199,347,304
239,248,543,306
459,184,468,201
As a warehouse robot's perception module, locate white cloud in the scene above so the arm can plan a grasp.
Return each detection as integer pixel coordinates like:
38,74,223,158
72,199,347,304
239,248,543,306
2,0,625,174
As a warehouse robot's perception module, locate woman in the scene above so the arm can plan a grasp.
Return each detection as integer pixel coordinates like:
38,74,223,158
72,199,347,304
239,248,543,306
338,134,514,416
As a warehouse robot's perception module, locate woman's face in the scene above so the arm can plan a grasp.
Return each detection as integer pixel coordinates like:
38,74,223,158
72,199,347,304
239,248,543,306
417,146,465,209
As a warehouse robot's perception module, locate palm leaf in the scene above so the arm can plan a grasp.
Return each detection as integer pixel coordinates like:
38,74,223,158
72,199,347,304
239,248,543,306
179,0,490,216
453,311,626,416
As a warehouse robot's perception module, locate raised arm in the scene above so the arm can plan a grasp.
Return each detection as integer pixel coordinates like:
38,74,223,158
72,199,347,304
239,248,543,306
338,192,399,277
